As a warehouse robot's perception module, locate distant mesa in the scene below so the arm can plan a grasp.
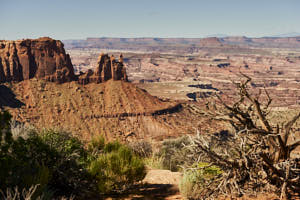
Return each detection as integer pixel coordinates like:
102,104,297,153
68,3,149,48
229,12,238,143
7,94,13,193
64,35,300,50
199,37,223,47
0,37,128,84
0,37,75,83
220,36,300,48
78,53,127,85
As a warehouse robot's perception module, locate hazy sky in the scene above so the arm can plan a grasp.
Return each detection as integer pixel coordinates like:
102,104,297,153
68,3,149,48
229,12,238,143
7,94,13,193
0,0,299,40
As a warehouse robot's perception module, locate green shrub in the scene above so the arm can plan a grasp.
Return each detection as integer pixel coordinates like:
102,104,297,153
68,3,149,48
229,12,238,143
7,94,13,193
103,140,123,153
1,111,146,198
143,154,164,169
87,135,106,163
0,111,51,198
40,129,87,162
39,129,91,196
0,111,13,161
0,111,13,189
179,162,223,200
0,111,93,198
88,135,105,152
88,141,146,194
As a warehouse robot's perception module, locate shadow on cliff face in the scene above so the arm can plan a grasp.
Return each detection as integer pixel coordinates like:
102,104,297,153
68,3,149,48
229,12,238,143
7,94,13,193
0,85,25,108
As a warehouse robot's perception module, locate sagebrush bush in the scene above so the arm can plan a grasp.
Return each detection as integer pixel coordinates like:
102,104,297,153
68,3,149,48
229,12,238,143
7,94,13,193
10,120,35,140
128,140,152,158
179,162,223,200
88,141,146,194
157,136,194,171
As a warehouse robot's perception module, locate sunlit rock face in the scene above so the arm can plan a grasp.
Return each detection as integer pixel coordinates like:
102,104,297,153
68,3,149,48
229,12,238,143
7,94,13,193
78,53,127,85
0,37,75,83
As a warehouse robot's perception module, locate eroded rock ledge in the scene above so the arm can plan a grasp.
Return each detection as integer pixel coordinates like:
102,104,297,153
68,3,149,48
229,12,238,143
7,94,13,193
0,37,128,84
78,53,127,85
0,37,75,83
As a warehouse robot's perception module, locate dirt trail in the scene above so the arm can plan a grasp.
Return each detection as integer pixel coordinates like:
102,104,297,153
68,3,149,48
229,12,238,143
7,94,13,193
104,169,183,200
103,169,285,200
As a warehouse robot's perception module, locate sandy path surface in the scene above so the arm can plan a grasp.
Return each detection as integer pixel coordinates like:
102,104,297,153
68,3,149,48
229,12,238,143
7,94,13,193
104,169,183,200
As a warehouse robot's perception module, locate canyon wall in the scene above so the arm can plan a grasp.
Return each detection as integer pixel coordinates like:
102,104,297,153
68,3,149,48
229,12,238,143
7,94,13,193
0,37,75,83
0,37,128,84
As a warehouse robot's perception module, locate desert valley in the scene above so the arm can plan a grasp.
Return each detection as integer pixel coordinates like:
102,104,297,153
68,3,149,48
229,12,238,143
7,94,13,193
0,35,300,199
1,1,300,199
66,36,300,107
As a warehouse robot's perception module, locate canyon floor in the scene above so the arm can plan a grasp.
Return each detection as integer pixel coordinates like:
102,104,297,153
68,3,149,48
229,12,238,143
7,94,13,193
67,44,300,108
65,41,300,156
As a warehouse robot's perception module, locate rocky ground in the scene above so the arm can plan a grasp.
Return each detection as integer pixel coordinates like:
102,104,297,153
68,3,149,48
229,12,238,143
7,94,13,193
1,79,227,141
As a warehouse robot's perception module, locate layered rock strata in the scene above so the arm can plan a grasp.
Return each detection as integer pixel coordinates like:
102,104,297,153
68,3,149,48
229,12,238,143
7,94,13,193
0,37,128,85
0,37,75,83
78,53,127,84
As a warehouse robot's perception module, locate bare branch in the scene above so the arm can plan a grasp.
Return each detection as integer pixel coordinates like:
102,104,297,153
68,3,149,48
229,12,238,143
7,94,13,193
288,140,300,152
283,112,300,145
188,75,300,199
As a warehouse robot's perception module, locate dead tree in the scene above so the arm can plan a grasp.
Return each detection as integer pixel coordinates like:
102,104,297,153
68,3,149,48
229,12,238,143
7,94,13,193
186,75,300,199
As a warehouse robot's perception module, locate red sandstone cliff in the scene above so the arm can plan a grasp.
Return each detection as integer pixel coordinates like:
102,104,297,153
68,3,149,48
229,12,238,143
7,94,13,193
78,53,127,84
0,37,75,83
